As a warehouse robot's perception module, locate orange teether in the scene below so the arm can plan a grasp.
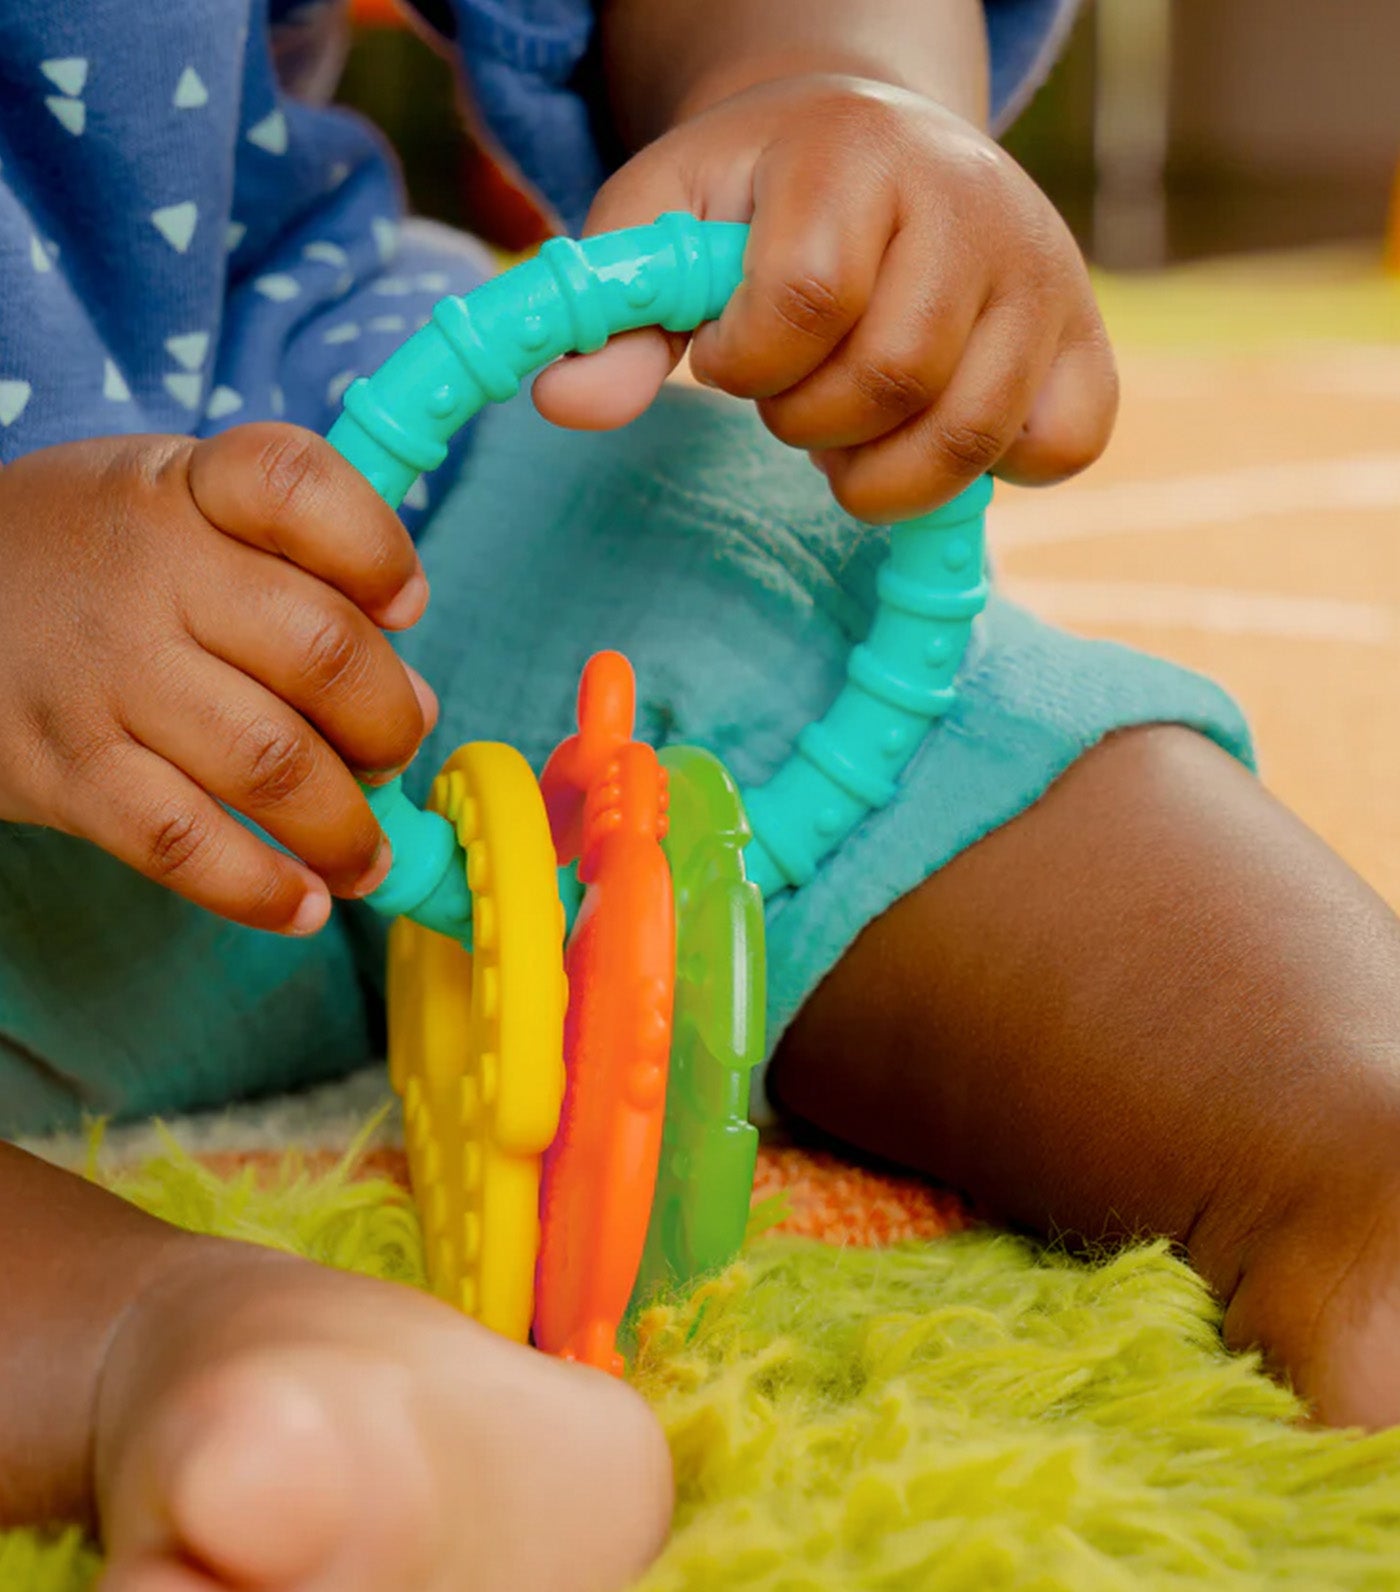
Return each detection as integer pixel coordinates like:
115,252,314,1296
533,652,675,1375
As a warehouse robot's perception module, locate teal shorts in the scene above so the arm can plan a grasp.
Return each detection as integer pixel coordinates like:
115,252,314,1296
0,389,1252,1136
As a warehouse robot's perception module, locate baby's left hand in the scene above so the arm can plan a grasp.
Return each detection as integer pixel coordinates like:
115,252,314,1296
534,74,1117,522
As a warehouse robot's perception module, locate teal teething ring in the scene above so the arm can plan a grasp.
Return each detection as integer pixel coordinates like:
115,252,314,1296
326,213,989,932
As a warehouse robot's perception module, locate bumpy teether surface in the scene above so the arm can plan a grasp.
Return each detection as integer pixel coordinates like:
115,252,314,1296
388,742,566,1341
328,217,994,1355
534,654,675,1374
329,215,990,931
633,745,764,1304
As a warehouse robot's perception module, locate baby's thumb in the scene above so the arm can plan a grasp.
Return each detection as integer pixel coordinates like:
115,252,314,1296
531,158,697,431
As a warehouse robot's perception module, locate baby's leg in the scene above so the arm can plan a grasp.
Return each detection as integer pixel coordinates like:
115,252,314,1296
769,725,1400,1428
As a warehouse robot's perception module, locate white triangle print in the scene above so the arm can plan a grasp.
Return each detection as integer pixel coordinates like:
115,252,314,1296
0,380,32,426
326,370,356,405
322,322,359,345
29,235,50,272
225,221,246,252
163,372,202,410
165,332,209,371
327,162,350,189
403,476,429,511
206,385,243,419
46,96,86,136
173,67,208,109
253,273,300,302
246,109,288,155
40,58,88,96
151,202,198,253
103,360,131,402
270,385,285,416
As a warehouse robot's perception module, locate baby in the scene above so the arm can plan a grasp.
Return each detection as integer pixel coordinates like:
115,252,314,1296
2,2,1398,1588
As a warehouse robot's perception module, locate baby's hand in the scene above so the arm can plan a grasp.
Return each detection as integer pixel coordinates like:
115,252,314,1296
0,428,434,932
535,74,1118,522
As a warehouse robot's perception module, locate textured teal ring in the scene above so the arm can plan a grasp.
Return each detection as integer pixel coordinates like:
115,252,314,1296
324,215,990,934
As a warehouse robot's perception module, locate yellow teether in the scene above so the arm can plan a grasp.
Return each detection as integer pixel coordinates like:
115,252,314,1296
387,742,567,1341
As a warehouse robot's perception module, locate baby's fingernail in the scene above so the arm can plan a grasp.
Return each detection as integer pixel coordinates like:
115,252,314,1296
290,888,331,936
406,666,439,731
348,838,393,899
379,571,429,630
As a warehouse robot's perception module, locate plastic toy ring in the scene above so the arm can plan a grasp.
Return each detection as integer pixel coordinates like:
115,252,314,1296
388,741,566,1341
533,653,676,1374
328,215,992,932
632,744,765,1305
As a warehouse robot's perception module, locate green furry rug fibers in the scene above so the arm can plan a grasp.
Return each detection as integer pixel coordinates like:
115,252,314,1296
5,1147,1400,1590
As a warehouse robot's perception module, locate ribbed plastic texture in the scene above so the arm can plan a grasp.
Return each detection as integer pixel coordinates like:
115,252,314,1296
324,215,990,929
740,478,991,898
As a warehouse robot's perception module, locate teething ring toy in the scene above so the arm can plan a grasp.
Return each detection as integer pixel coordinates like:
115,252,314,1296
388,741,565,1341
326,213,992,1370
533,653,675,1372
330,214,990,926
633,744,764,1302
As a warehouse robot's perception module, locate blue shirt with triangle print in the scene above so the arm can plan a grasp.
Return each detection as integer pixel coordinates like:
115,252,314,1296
0,0,1077,532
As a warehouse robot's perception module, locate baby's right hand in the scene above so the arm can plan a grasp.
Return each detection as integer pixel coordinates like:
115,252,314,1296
0,427,435,933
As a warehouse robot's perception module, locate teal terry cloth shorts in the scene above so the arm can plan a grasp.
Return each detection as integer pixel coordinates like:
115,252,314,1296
0,388,1253,1137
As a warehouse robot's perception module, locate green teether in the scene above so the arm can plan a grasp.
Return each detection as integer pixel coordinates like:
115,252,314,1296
632,746,766,1303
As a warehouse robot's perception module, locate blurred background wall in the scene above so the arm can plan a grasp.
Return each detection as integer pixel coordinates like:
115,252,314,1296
338,0,1400,267
1005,0,1399,266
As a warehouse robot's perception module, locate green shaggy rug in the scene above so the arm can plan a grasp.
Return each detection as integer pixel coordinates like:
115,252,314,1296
6,1147,1400,1591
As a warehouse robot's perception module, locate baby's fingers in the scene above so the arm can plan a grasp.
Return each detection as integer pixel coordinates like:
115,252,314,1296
536,154,704,429
689,140,896,401
532,328,688,431
996,318,1118,487
190,549,434,783
125,651,393,903
48,739,328,935
756,224,982,453
187,425,426,631
814,300,1058,522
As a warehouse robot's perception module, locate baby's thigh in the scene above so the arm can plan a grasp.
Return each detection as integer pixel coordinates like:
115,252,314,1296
0,823,374,1136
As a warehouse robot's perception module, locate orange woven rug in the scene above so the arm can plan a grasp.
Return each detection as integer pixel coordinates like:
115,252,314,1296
114,1137,975,1248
